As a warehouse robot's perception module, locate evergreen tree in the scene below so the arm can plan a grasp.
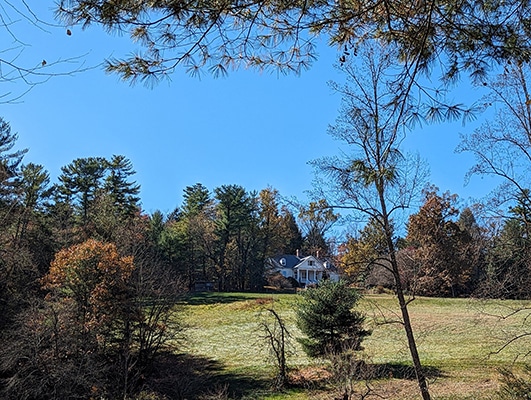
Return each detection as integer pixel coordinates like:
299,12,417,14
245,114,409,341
104,155,140,216
0,118,26,207
182,183,211,216
278,206,303,255
56,156,141,240
59,0,531,85
57,157,107,226
484,193,531,299
296,280,370,358
406,187,476,297
213,185,259,291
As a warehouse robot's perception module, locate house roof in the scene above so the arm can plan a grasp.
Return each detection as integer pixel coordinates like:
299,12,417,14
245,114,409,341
270,254,301,269
294,256,326,270
270,254,325,268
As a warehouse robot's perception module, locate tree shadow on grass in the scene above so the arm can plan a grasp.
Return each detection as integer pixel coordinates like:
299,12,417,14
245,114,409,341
143,353,443,399
182,292,265,306
144,352,272,399
369,362,444,380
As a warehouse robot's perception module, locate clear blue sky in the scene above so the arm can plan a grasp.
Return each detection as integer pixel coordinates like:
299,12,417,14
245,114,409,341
1,2,498,216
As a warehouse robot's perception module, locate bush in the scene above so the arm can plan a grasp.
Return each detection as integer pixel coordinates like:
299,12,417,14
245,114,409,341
266,272,293,289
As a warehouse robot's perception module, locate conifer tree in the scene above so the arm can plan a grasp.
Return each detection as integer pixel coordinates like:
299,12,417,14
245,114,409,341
296,280,370,358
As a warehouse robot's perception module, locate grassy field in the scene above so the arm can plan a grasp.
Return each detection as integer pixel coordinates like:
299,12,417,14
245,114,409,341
175,292,531,399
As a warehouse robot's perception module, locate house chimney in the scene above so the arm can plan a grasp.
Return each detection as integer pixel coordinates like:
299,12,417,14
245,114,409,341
296,249,299,257
316,250,320,259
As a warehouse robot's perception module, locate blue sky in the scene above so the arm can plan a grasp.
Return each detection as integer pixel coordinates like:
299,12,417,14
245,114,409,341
1,2,499,216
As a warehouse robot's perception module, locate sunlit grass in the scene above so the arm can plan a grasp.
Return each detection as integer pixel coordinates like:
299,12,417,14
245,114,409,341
178,292,531,399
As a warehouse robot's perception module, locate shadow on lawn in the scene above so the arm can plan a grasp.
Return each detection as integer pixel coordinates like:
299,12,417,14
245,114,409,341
370,362,444,380
145,352,271,399
183,292,263,306
145,353,444,399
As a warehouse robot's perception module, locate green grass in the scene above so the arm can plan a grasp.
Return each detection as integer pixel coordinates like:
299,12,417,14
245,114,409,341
174,292,531,399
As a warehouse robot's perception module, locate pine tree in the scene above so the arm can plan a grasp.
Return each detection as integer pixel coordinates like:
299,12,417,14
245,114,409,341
296,280,370,358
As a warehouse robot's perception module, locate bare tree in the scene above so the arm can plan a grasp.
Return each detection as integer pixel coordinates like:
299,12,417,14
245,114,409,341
310,41,469,400
458,62,531,214
458,61,531,300
0,2,89,103
259,308,292,389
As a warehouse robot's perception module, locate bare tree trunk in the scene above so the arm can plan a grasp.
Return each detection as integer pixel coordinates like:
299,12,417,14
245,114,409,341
379,190,431,400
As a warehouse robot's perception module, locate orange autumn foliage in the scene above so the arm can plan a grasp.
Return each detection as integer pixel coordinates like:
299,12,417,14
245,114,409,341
43,239,135,330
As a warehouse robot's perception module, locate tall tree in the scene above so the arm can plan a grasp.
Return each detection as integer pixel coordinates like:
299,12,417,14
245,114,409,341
179,184,216,286
278,206,303,255
312,43,433,399
57,156,108,227
0,118,27,208
483,192,531,299
212,184,256,291
458,62,531,214
257,187,283,257
14,163,55,273
298,199,339,257
55,155,141,240
0,120,31,328
182,183,211,216
104,155,141,216
406,187,476,297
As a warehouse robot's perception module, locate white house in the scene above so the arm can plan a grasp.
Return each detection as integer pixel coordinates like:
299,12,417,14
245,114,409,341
267,254,340,286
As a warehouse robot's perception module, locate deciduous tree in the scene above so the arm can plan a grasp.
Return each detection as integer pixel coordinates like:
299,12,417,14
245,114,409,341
312,43,434,399
298,199,339,257
406,187,477,297
338,217,389,282
43,239,135,332
458,62,531,214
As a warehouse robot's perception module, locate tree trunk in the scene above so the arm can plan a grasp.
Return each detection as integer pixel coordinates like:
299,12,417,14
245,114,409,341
379,187,431,400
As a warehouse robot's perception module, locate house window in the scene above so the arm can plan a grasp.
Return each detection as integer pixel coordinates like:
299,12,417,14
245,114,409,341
280,258,286,266
308,260,314,266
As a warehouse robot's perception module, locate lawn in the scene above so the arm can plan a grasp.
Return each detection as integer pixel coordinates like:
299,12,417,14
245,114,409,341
175,292,531,399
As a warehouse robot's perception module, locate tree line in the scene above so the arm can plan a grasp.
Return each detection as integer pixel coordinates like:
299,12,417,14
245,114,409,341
0,116,344,398
339,186,531,300
0,117,343,326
